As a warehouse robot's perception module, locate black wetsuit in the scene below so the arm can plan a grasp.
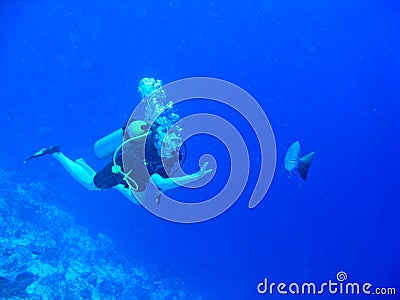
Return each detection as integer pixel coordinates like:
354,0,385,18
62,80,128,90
93,135,176,192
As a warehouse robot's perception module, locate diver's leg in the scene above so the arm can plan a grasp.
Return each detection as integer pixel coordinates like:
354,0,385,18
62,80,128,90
75,158,97,175
112,184,141,205
52,152,99,191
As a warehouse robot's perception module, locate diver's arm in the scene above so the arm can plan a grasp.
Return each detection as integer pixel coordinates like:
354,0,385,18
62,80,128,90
151,162,212,191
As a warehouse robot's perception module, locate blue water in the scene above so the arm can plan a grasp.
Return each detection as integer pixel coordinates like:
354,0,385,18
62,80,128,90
1,1,399,299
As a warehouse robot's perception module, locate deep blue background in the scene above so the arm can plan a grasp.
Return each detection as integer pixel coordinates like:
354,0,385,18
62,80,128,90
1,1,399,299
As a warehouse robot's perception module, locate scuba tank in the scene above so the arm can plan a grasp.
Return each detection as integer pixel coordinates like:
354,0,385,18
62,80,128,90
94,120,149,160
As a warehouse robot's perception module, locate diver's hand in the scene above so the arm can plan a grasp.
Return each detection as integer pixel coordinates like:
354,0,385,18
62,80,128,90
194,162,213,179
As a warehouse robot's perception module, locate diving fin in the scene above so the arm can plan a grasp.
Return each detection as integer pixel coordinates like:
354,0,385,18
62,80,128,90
24,145,60,164
298,152,315,181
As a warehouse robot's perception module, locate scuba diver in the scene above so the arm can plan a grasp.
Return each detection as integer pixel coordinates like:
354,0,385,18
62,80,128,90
24,78,212,205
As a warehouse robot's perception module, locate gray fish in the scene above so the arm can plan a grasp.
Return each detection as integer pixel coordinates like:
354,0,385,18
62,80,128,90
284,141,315,180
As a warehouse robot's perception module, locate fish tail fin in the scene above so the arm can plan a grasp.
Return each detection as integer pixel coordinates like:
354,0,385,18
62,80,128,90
298,152,315,181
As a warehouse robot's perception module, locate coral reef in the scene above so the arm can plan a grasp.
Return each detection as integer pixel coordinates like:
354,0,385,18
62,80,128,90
0,170,197,300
